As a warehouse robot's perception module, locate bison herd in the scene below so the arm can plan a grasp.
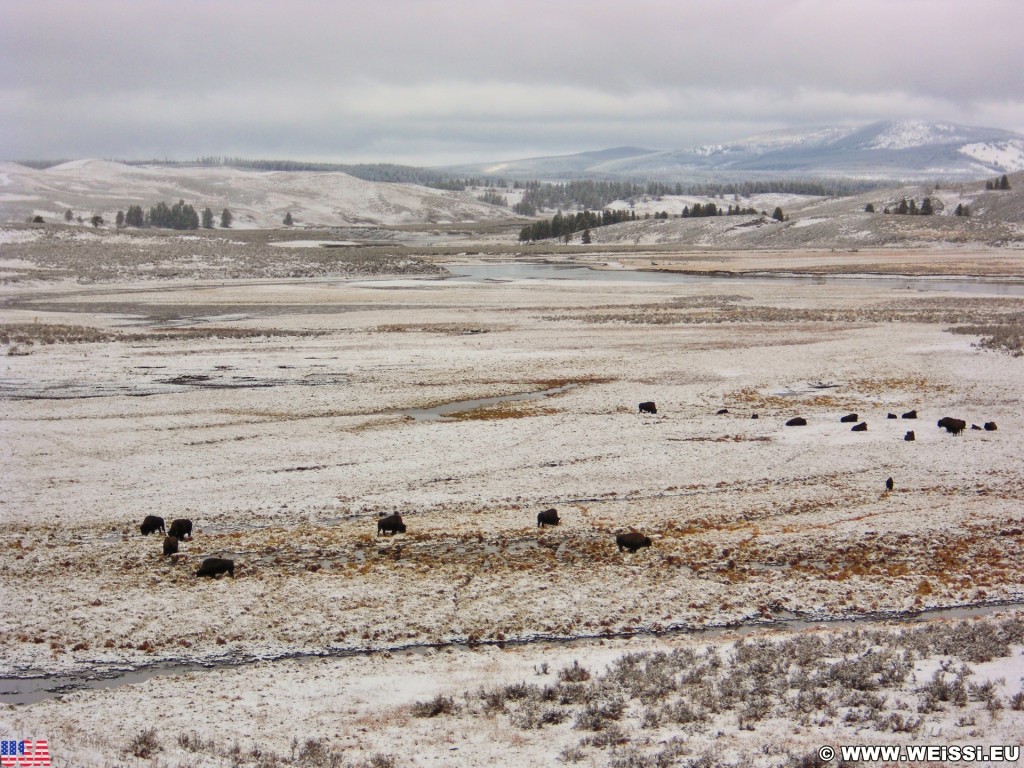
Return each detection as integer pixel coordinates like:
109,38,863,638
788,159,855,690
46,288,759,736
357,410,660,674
131,401,1000,580
139,515,235,578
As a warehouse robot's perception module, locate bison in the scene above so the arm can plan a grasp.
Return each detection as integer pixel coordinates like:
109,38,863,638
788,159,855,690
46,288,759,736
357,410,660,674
902,410,918,420
937,416,967,435
885,477,894,492
716,408,729,415
851,421,868,432
163,535,179,556
785,417,807,427
616,532,652,553
984,422,998,431
537,508,560,528
905,430,916,441
195,557,234,578
839,413,859,423
140,515,165,536
377,513,407,536
639,401,657,415
887,413,898,419
168,518,192,540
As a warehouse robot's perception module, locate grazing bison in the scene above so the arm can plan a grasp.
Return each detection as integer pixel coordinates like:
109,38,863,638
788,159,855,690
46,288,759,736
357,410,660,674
140,515,165,536
887,413,898,419
901,410,918,419
195,557,234,578
639,401,657,415
751,413,759,419
885,477,894,492
716,408,729,415
163,535,179,556
984,422,998,431
937,416,967,435
971,424,982,430
785,417,807,427
537,508,560,528
905,430,915,441
168,519,193,540
851,422,868,432
616,532,652,553
840,413,859,423
377,513,407,536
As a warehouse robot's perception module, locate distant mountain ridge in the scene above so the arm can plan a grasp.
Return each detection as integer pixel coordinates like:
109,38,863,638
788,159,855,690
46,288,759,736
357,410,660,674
441,121,1024,182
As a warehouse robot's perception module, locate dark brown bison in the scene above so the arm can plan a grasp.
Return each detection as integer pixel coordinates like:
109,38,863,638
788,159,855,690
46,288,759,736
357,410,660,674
839,413,859,423
537,508,560,528
937,416,967,435
616,532,652,553
140,515,165,536
885,477,894,492
887,413,898,419
851,422,868,432
901,410,918,419
195,557,234,578
168,519,192,540
163,535,178,556
377,513,406,536
984,422,998,431
785,417,807,427
716,408,729,415
904,430,915,441
971,424,982,430
639,401,657,414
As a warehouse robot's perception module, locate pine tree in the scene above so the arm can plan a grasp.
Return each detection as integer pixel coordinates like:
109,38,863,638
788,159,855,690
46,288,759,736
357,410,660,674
283,212,294,226
115,210,125,228
864,203,875,213
920,197,933,216
220,208,233,228
64,209,73,222
772,207,784,222
581,228,591,244
202,208,215,229
1000,174,1011,190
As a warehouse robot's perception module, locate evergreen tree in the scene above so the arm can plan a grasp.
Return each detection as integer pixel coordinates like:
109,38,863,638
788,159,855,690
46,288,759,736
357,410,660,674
864,203,875,213
90,214,103,228
1000,174,1011,190
125,205,145,227
581,228,592,244
115,210,125,228
772,206,784,222
220,208,233,228
64,209,73,222
920,197,934,216
202,208,215,229
283,212,294,226
896,198,909,215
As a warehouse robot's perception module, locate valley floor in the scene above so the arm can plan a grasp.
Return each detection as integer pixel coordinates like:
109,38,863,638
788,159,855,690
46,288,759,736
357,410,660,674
1,238,1023,766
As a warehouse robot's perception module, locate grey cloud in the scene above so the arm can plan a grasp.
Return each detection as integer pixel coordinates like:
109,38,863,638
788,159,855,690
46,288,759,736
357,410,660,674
2,0,1023,164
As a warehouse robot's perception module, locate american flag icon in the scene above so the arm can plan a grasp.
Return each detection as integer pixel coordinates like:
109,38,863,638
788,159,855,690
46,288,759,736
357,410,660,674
0,740,50,768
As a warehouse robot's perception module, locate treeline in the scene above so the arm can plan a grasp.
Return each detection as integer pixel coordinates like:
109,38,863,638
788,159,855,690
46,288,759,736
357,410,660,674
511,178,865,216
105,200,233,230
519,209,637,242
517,203,776,242
116,157,509,191
985,174,1012,190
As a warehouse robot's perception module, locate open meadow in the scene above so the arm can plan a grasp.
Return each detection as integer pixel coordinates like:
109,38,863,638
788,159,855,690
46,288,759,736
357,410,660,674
2,227,1023,766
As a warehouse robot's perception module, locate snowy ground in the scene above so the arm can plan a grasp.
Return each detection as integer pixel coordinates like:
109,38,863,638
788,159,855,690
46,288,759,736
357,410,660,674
2,235,1023,766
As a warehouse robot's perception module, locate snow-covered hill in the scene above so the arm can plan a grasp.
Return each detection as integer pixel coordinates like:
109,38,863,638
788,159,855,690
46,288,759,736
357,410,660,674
444,121,1024,182
0,160,510,227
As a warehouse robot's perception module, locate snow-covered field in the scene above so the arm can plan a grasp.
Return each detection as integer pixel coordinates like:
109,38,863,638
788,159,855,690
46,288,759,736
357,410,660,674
2,232,1023,766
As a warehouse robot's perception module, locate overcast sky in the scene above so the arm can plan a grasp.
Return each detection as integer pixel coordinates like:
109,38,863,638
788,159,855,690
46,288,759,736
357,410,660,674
3,0,1023,166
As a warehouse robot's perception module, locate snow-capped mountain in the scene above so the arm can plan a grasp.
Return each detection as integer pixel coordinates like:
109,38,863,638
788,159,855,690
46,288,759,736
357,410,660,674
443,121,1024,182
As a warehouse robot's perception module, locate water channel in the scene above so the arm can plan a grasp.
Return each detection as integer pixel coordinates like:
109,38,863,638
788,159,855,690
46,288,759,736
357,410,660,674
3,601,1021,705
440,262,1024,295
